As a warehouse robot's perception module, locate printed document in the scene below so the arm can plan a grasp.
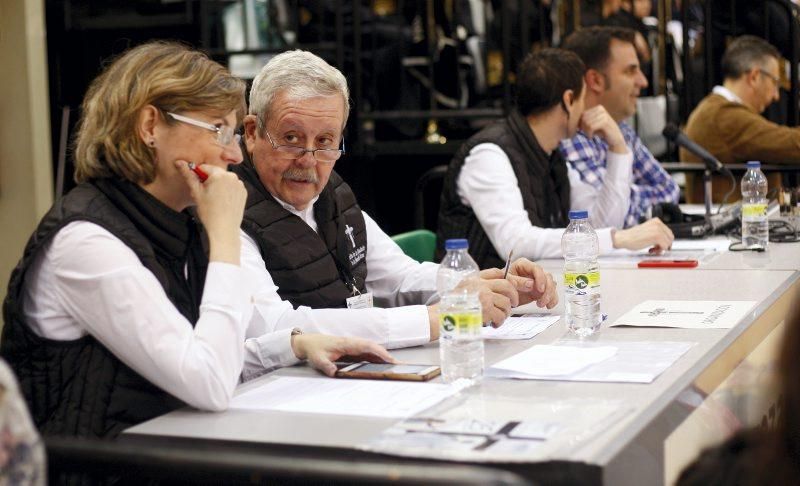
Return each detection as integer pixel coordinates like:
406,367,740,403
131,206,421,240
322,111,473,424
482,314,560,340
230,376,463,418
611,300,757,329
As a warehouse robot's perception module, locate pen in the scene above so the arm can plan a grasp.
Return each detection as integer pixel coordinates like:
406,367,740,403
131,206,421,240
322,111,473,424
187,162,208,182
502,249,514,279
483,250,515,329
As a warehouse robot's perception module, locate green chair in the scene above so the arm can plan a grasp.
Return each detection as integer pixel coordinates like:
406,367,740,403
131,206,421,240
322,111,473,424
391,229,437,263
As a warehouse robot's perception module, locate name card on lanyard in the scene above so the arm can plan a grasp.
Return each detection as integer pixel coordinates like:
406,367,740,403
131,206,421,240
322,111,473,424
346,290,373,309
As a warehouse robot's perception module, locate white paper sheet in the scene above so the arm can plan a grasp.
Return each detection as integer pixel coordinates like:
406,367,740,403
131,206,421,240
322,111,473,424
669,238,732,252
229,377,463,418
611,300,758,329
490,345,618,377
486,340,694,383
482,314,560,340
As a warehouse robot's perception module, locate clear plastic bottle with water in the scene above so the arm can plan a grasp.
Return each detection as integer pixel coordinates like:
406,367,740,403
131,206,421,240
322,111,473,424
741,161,769,250
437,239,484,385
561,210,602,338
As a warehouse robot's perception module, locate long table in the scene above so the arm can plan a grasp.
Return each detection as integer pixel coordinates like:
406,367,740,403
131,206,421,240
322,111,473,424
125,261,800,485
693,239,800,271
534,235,799,272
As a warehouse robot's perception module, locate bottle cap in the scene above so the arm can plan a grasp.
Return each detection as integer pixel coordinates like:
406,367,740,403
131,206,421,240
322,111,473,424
568,210,589,220
746,161,761,169
444,238,469,250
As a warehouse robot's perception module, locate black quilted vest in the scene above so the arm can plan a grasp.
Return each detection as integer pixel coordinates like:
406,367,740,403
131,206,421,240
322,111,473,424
437,110,571,268
232,160,368,309
1,178,208,438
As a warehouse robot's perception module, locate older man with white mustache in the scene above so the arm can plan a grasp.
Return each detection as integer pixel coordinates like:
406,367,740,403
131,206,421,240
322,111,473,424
232,50,559,373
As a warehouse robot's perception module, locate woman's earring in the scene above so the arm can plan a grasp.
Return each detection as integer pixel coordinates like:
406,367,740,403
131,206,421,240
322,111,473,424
148,139,156,147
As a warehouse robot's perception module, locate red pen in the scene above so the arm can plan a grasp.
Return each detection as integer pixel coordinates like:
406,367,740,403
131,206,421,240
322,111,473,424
187,162,208,182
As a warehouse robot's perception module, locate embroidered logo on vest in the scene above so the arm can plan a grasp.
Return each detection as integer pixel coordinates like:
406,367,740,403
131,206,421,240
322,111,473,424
344,224,356,248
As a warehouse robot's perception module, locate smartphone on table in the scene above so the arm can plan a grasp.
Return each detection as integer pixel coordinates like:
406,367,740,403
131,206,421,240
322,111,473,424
335,362,441,381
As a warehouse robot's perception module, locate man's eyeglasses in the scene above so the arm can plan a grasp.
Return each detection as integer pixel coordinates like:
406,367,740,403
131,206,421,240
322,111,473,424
167,112,241,147
758,69,780,85
265,131,345,163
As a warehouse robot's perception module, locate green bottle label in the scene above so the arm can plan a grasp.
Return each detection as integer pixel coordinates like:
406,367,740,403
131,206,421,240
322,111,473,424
742,203,767,218
440,312,482,335
564,271,600,291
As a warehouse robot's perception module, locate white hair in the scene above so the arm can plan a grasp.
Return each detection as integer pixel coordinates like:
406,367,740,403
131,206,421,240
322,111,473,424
249,50,350,134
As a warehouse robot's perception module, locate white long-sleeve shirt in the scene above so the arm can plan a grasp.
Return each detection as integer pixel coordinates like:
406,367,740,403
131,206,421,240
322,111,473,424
22,221,295,411
241,196,438,380
456,143,631,260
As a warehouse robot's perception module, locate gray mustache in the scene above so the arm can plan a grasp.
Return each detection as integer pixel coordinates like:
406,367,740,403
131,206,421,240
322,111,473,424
282,167,318,184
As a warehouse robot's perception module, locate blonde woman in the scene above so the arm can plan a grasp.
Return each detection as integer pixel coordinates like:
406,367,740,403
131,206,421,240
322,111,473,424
0,41,391,438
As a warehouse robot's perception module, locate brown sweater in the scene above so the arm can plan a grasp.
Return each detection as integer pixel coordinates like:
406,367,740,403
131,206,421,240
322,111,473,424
681,93,799,202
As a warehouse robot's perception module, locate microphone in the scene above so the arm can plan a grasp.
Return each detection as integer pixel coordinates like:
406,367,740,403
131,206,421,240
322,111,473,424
663,123,731,175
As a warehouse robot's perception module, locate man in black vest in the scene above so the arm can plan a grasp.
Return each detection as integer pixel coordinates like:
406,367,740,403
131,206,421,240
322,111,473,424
438,48,674,269
234,50,557,364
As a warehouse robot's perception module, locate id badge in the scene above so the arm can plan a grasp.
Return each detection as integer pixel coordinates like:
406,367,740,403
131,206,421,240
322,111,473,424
346,292,374,309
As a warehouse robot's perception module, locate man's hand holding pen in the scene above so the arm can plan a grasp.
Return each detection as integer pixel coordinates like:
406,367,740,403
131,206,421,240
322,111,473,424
480,256,559,312
466,255,558,329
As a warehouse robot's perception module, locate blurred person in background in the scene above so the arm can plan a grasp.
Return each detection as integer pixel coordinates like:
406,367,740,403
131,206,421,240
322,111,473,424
677,315,800,485
560,26,679,227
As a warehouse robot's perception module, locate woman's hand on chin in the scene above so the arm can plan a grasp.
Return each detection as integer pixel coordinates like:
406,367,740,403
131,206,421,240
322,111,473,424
176,160,246,265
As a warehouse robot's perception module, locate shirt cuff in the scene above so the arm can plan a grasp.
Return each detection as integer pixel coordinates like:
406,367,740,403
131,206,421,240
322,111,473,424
201,262,247,318
605,151,634,182
597,228,616,255
242,327,300,381
385,305,431,349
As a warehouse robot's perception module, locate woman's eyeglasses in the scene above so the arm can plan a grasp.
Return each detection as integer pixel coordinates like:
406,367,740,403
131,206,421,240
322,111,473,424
167,112,241,147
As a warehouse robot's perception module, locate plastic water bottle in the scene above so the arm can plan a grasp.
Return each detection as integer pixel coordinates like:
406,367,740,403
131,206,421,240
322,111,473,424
437,239,484,385
561,210,602,338
741,161,769,250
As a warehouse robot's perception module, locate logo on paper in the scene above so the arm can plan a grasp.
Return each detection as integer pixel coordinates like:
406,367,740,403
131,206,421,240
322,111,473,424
575,275,589,290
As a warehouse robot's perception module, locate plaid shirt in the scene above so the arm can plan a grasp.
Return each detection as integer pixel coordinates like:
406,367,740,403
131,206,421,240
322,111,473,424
559,122,679,228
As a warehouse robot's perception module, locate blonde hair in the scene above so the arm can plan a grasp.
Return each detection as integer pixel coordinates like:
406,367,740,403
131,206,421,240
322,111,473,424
74,41,246,184
249,50,349,135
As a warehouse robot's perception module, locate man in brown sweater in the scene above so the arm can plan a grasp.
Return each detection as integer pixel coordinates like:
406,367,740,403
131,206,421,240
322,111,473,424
683,35,797,202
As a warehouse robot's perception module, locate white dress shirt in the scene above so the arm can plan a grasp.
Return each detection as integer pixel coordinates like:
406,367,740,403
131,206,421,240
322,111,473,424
456,143,629,260
22,221,295,411
240,195,437,379
712,85,744,104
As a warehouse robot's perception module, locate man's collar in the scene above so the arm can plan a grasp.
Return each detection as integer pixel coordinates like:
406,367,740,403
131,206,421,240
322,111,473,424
713,85,743,104
272,194,320,219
